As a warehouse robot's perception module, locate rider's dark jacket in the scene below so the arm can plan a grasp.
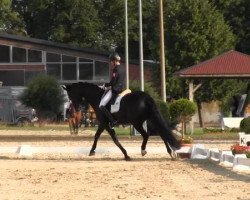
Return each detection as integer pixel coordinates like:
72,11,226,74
105,64,125,94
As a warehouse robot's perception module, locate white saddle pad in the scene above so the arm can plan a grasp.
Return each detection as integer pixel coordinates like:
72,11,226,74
111,89,131,113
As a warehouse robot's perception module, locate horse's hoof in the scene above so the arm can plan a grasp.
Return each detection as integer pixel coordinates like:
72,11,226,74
89,151,95,156
170,151,178,160
125,156,132,161
141,150,147,156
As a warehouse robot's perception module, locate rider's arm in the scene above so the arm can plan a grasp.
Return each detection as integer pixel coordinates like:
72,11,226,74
105,69,119,87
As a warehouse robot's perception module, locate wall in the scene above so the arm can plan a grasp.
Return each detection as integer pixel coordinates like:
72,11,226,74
193,101,221,127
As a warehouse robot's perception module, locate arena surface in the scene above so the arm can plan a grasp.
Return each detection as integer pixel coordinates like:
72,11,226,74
0,129,249,200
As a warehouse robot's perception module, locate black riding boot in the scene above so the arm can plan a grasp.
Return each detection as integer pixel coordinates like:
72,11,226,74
100,106,117,129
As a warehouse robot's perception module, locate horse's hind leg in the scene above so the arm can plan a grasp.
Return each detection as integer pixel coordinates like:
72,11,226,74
134,124,149,156
75,112,81,135
106,127,131,161
74,122,79,135
68,119,73,135
89,126,105,156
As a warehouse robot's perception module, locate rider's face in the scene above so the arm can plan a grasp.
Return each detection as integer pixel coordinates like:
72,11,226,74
111,60,120,68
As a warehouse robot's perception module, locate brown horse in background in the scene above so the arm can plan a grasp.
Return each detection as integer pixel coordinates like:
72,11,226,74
66,102,82,135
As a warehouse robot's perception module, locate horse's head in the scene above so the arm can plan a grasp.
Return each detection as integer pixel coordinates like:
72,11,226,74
62,84,82,110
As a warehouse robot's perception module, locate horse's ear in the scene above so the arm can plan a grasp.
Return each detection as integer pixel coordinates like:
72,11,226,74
62,85,70,91
62,86,66,91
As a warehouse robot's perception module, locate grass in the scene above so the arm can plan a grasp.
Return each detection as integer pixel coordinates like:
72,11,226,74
0,123,240,140
0,123,132,135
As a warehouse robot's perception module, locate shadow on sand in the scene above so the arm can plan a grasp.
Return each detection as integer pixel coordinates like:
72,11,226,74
184,159,250,183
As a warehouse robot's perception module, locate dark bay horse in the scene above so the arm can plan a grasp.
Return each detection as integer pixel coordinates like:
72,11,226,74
63,82,180,160
66,102,82,135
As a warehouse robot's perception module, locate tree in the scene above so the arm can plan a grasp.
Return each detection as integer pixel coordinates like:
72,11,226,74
162,0,240,106
0,0,25,34
165,0,235,71
51,0,102,48
12,0,102,48
19,75,65,124
10,0,248,109
209,0,250,54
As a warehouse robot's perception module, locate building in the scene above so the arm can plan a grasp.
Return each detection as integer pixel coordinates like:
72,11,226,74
175,50,250,126
0,32,111,86
0,32,155,87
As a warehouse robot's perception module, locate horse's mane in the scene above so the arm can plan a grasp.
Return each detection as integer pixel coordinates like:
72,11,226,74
74,82,104,96
74,82,101,90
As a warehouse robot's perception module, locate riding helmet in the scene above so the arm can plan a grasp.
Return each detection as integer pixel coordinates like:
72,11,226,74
109,52,121,61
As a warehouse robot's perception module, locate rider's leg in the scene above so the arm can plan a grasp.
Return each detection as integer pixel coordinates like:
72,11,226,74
99,106,117,129
99,90,117,129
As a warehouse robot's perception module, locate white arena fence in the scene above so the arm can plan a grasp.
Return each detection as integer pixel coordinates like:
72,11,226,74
0,144,249,172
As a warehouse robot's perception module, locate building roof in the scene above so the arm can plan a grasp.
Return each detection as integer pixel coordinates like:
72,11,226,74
175,50,250,78
0,32,108,57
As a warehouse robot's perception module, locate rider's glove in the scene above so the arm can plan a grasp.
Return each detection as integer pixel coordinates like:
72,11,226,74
101,84,105,89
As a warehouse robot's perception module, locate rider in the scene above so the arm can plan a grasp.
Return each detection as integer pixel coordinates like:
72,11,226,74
99,52,125,129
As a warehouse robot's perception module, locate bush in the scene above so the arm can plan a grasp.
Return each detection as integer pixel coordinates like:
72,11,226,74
240,117,250,134
169,98,196,137
155,99,170,123
19,75,65,122
129,80,160,100
169,98,196,123
246,151,250,158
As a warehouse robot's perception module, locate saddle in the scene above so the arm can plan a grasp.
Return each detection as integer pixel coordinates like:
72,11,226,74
110,89,131,113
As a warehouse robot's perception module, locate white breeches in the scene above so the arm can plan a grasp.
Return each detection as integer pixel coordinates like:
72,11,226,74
99,90,112,107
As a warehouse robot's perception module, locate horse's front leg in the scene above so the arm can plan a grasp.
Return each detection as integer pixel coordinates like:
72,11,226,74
165,141,177,160
89,126,105,156
141,133,149,156
106,127,131,161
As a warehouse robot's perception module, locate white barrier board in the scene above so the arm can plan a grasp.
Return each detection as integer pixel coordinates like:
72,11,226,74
239,132,250,146
221,117,244,130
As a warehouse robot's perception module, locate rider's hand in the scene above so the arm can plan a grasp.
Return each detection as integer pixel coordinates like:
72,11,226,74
101,84,105,89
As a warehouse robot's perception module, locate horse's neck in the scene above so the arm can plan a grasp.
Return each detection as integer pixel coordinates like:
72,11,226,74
69,104,75,113
84,96,101,111
82,87,103,111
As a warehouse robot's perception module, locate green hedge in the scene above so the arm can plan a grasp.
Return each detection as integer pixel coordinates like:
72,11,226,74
240,117,250,134
169,98,196,123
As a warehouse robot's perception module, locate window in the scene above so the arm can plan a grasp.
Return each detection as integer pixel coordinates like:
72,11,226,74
62,64,76,80
94,61,109,81
46,52,61,62
62,55,76,62
13,47,26,62
79,63,93,80
46,64,61,79
0,71,24,86
28,49,42,62
0,45,10,62
79,58,93,62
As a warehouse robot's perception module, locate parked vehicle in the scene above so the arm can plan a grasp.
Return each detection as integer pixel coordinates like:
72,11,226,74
0,87,37,126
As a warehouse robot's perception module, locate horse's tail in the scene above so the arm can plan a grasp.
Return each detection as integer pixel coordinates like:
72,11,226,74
147,97,181,150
